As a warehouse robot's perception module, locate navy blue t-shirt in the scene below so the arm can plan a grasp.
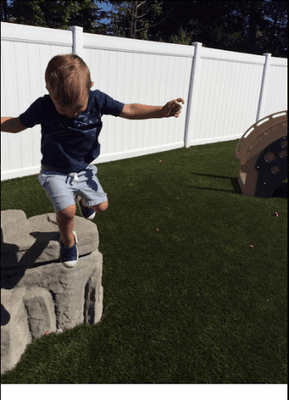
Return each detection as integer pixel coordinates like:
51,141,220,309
19,90,124,172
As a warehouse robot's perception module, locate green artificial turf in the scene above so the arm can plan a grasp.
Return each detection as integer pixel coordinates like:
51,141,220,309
1,139,287,383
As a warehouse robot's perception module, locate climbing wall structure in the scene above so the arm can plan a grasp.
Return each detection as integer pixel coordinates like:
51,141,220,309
235,111,287,198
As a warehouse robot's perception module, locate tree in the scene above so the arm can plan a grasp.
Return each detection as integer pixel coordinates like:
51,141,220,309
107,0,167,39
1,0,8,21
258,0,288,56
1,0,109,34
147,0,287,56
1,0,287,57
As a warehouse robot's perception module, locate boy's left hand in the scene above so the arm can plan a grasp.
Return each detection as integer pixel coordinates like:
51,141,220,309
161,98,185,118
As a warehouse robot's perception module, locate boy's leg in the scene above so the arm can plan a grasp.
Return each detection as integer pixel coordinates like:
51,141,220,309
37,170,78,266
80,199,108,214
76,164,109,217
56,204,76,247
91,200,109,214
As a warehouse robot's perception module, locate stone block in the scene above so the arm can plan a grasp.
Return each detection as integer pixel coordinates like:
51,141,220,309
1,210,103,375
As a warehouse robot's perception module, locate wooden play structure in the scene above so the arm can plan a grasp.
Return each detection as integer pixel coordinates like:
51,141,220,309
235,111,287,198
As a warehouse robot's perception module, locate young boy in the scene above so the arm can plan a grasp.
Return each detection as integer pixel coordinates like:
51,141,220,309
1,54,184,268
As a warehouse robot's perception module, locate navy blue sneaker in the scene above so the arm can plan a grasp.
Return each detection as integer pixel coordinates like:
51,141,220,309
76,196,96,220
59,230,78,268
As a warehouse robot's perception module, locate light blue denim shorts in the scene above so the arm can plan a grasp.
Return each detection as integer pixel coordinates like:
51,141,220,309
37,164,108,214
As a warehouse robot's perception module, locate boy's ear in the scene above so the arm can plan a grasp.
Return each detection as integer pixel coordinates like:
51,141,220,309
91,82,94,88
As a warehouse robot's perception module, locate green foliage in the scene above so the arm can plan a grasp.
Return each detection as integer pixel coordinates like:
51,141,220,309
1,0,287,57
1,0,108,33
151,0,288,56
170,27,193,45
108,0,163,39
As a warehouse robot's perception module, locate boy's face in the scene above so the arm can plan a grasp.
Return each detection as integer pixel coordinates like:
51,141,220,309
46,81,94,119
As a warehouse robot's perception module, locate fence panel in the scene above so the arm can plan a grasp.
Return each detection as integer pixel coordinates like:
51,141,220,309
261,58,288,117
188,48,266,147
82,32,192,163
1,22,287,181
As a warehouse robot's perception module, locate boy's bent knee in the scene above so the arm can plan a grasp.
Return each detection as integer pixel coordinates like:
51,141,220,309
57,204,76,219
92,200,108,213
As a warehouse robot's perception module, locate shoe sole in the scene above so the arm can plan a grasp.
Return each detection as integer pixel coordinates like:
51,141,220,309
76,196,96,220
60,230,79,268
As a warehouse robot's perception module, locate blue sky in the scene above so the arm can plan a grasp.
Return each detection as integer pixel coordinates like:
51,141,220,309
95,1,113,24
95,1,113,12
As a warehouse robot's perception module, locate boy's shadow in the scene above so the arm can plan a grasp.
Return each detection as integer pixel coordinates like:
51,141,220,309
1,229,59,326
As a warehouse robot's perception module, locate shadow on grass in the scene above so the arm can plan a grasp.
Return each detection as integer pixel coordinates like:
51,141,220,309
190,173,242,195
190,173,288,198
272,181,288,198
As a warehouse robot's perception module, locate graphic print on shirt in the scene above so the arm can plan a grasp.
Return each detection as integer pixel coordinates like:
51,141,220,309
49,113,102,137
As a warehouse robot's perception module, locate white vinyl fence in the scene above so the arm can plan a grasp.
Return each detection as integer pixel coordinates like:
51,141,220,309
1,22,287,181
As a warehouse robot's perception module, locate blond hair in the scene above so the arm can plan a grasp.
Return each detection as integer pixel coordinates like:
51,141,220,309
45,54,91,107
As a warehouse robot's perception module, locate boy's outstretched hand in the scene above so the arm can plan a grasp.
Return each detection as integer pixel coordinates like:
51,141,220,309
119,98,185,120
161,98,185,118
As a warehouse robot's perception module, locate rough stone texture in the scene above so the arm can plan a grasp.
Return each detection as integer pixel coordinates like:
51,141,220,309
1,210,99,268
1,210,103,375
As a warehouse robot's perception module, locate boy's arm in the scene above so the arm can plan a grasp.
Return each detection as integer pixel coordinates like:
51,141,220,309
1,117,27,133
119,98,184,120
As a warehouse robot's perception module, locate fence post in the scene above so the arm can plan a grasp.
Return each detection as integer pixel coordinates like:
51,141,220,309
256,52,272,121
184,42,203,148
69,25,84,58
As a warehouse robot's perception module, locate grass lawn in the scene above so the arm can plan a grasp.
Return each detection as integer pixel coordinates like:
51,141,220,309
1,139,287,384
